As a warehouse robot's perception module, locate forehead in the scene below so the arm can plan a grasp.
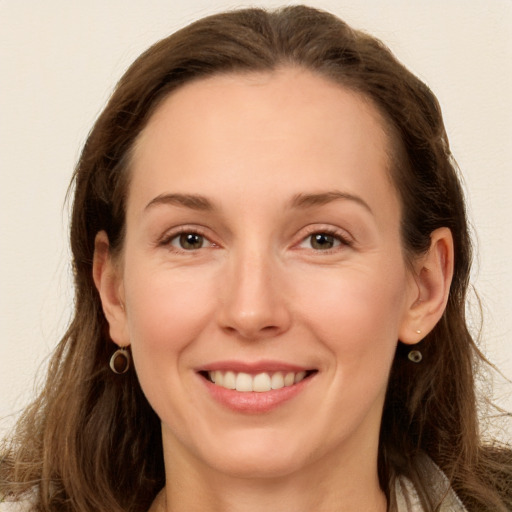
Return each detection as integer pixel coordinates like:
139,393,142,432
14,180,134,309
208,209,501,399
136,68,393,150
128,67,398,219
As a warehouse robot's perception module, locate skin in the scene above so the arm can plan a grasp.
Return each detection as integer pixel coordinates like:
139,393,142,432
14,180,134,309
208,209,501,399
94,67,453,511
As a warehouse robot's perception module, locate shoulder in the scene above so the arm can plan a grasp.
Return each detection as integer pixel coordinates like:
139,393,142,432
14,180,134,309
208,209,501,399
395,454,467,512
0,502,32,512
0,494,35,512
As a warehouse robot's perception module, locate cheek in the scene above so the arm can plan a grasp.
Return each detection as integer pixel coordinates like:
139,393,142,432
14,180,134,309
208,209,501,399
120,262,223,431
301,264,406,329
295,262,408,372
122,262,218,373
300,266,408,427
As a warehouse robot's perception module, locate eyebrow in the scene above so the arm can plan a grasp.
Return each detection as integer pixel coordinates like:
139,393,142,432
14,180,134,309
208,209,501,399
290,191,373,214
144,193,214,212
144,190,373,215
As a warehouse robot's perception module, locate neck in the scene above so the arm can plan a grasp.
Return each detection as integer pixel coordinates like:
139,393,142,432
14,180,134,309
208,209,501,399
152,437,387,512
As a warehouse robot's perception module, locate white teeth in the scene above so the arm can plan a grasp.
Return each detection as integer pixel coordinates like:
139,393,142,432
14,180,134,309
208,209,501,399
207,370,309,392
271,372,284,389
223,371,236,390
294,371,306,383
214,370,223,386
284,372,295,386
253,373,272,392
235,372,253,392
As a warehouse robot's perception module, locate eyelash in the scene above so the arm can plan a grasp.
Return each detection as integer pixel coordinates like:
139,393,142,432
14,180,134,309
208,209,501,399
158,226,215,253
296,227,353,253
158,226,353,254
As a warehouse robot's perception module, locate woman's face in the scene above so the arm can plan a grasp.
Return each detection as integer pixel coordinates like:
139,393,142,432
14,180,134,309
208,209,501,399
111,68,420,478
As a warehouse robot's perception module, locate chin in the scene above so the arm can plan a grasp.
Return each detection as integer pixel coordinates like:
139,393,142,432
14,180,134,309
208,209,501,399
199,429,316,479
213,453,306,480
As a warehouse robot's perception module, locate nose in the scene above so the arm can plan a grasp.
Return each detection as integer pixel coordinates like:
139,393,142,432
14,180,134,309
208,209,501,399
217,247,292,340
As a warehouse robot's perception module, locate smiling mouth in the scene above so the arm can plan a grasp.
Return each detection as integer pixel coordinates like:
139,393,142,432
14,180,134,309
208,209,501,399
199,370,317,393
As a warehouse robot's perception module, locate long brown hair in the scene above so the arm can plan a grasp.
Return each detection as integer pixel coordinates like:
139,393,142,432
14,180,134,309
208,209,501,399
1,6,511,511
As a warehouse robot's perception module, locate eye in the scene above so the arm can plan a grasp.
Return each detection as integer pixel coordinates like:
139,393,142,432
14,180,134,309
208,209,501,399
163,231,212,251
308,233,340,250
177,233,204,250
297,230,351,251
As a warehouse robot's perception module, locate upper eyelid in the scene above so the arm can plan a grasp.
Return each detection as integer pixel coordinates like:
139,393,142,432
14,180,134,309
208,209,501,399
295,224,354,243
155,223,353,247
158,225,214,245
296,234,352,251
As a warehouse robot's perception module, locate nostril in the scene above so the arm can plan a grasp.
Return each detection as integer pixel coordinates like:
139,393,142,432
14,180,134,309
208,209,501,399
216,275,292,340
221,321,285,340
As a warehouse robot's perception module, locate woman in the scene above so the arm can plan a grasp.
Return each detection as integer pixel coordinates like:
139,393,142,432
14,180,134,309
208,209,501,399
1,5,510,511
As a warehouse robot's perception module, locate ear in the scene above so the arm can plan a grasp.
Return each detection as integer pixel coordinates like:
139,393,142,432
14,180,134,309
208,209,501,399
399,227,454,344
93,231,130,347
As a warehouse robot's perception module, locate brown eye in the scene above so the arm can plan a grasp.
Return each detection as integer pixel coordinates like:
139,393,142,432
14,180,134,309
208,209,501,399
309,233,338,250
177,233,205,250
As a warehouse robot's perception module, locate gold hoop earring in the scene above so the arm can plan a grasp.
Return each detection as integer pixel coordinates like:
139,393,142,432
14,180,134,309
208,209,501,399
109,348,131,374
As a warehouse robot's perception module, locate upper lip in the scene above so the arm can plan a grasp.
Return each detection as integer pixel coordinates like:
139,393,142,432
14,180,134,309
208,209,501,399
196,360,314,374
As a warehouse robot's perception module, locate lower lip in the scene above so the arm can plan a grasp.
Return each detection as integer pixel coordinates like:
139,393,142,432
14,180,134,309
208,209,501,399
200,375,314,414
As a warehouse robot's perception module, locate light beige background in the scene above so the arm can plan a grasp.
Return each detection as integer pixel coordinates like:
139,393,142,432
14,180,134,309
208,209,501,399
1,0,511,435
